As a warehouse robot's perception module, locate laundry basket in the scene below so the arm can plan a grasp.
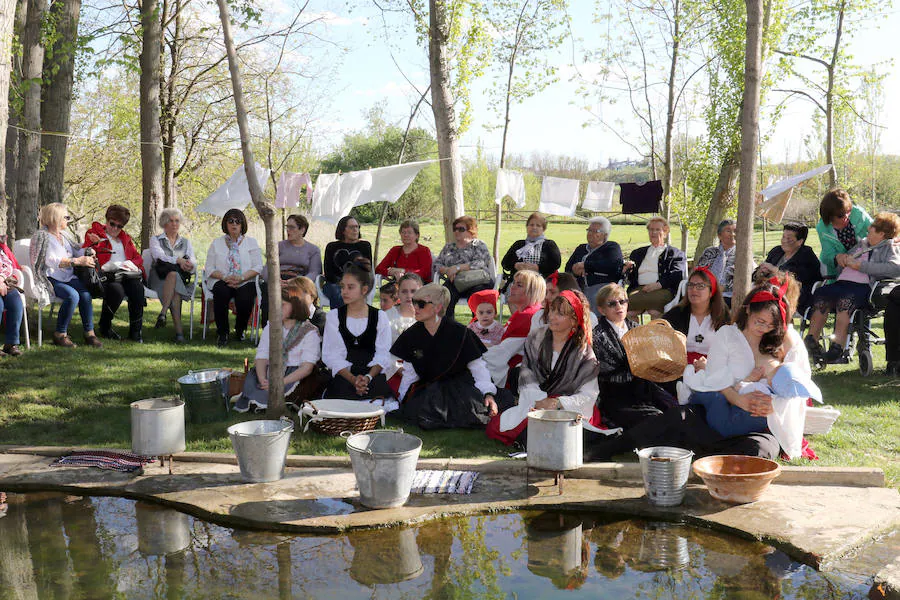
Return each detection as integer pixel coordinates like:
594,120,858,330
622,320,687,383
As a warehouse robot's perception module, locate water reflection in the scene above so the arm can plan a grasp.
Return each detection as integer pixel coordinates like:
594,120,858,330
0,493,869,599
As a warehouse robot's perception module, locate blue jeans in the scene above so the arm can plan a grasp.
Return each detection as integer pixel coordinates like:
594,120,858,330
0,290,23,345
50,277,94,334
689,390,767,438
322,282,344,308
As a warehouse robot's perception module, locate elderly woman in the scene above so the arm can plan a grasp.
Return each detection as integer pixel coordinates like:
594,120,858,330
433,215,495,318
204,208,263,346
322,216,372,309
500,212,561,291
82,204,146,342
816,188,873,279
663,267,730,362
695,219,739,306
623,217,686,318
566,216,623,310
805,212,900,363
392,283,513,429
148,207,197,343
376,219,432,282
0,235,25,356
483,270,546,388
30,203,102,348
756,223,822,313
487,290,600,445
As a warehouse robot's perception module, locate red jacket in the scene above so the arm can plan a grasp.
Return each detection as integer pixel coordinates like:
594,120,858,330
501,302,542,369
82,221,145,277
375,244,433,282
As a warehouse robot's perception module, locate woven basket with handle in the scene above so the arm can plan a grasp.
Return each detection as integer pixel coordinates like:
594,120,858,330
300,400,381,436
621,319,687,383
227,358,250,398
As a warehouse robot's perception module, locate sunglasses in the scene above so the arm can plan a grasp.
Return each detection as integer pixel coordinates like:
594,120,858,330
413,299,433,309
226,218,242,225
605,299,629,307
107,221,124,229
453,226,467,233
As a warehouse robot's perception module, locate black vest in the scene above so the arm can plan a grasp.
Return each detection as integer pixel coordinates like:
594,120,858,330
337,305,379,371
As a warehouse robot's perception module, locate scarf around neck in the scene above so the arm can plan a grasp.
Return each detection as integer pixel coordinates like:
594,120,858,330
515,235,546,261
225,235,243,277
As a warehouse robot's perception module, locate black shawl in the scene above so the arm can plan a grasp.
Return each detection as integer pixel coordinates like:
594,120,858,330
591,317,638,384
391,317,486,385
519,326,599,396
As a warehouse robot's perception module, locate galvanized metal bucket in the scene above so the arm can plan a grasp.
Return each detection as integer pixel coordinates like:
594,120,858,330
131,397,186,457
345,430,422,509
526,410,583,471
135,502,191,556
178,368,230,424
349,527,424,585
227,418,294,483
636,446,694,507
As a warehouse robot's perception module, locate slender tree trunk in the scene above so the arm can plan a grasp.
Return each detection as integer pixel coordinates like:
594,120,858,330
0,0,18,235
140,0,163,248
38,0,81,207
694,147,739,259
824,0,844,188
734,0,764,307
161,0,181,208
662,0,680,225
4,0,24,235
493,57,515,267
216,0,285,418
14,0,45,239
429,0,464,242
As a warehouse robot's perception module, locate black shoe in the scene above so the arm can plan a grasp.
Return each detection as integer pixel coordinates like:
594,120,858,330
154,314,167,329
885,361,900,377
174,333,185,344
216,334,229,347
99,327,121,341
824,343,843,363
129,329,143,343
804,334,824,358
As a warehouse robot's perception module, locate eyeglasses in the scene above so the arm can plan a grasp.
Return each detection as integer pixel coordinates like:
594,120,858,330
606,299,629,307
586,228,602,234
345,224,360,230
413,299,433,309
107,221,124,229
226,218,242,225
752,318,774,329
686,282,709,290
453,226,468,233
285,224,299,231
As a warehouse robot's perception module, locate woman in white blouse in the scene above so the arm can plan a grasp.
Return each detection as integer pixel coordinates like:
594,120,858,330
663,266,731,363
321,258,394,402
204,209,263,346
148,208,197,343
383,273,423,384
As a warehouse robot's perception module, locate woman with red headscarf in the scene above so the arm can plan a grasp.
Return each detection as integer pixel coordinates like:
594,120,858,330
663,266,731,363
487,289,600,445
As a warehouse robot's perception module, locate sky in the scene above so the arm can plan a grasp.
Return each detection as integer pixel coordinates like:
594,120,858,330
296,0,900,168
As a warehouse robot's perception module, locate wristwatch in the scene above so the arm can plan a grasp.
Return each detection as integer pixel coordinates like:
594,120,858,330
363,373,373,382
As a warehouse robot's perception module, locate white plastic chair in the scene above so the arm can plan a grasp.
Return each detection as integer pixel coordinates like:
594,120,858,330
141,249,198,339
662,278,688,314
200,269,262,344
14,238,60,347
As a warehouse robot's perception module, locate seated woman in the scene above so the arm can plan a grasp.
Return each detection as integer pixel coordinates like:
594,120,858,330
376,219,432,283
433,215,495,318
0,234,25,356
322,259,394,403
322,216,372,309
623,217,685,319
695,219,738,307
483,270,546,388
592,283,677,430
663,266,730,363
83,204,146,342
531,272,598,332
500,212,561,292
392,283,513,429
805,212,900,363
148,208,197,343
487,290,600,445
260,214,323,324
204,208,263,346
755,223,822,314
234,279,321,413
816,188,873,280
565,216,623,311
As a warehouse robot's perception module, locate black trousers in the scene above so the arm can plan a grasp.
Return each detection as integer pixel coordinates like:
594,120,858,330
443,279,493,319
212,280,257,338
99,277,145,333
885,286,900,363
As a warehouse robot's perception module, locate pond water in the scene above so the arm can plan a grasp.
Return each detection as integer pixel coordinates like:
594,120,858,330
0,492,870,599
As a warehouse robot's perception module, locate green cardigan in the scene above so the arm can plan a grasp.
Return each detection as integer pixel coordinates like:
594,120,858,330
815,204,874,279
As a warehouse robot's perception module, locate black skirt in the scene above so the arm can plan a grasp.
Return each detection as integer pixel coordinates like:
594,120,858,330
323,368,392,400
399,371,515,430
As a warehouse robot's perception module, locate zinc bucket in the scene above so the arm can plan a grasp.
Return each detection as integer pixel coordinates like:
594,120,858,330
636,446,694,507
227,418,294,483
346,430,422,509
178,369,230,424
131,397,186,457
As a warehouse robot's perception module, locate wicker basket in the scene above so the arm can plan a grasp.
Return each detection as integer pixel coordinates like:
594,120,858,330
621,319,687,383
226,358,250,398
300,399,385,437
803,405,841,435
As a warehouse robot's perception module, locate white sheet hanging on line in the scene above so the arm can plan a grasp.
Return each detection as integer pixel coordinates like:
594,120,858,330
757,187,794,223
538,176,580,216
353,160,433,206
275,172,313,209
759,164,832,200
495,168,526,208
197,163,270,216
582,181,615,211
310,173,342,224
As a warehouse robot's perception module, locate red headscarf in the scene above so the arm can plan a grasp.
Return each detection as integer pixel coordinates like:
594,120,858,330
749,277,790,326
559,289,591,346
693,266,717,297
467,288,500,324
546,271,559,288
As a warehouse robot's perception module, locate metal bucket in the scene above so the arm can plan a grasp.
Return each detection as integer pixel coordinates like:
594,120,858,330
349,528,424,585
227,418,294,483
637,523,690,571
636,446,694,507
346,430,422,509
135,502,191,556
131,397,186,457
178,369,230,424
526,513,585,581
526,410,583,471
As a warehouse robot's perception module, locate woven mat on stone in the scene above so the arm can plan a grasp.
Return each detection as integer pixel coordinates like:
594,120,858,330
410,470,479,495
50,450,157,473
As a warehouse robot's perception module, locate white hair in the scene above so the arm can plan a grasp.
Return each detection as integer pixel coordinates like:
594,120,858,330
588,216,611,235
159,207,184,229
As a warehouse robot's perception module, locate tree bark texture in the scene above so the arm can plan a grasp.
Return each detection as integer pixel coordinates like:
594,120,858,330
140,0,163,248
662,0,681,225
824,0,845,189
216,0,285,418
694,148,739,259
734,0,764,307
14,0,44,239
0,0,18,236
38,0,81,208
3,0,25,236
161,0,181,208
428,0,464,243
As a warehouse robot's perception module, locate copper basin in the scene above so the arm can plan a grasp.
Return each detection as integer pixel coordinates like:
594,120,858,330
692,455,781,504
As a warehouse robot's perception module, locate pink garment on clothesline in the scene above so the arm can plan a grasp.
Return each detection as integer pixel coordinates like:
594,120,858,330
275,172,313,208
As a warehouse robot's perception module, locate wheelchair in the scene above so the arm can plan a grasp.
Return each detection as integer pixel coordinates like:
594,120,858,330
798,279,898,376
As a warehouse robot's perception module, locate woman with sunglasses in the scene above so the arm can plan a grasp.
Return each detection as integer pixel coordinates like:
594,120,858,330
815,188,873,280
433,215,495,318
204,208,263,346
392,283,514,429
322,216,372,309
83,204,146,342
663,266,730,363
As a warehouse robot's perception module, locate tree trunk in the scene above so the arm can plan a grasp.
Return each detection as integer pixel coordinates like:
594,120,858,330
161,0,181,208
216,0,285,418
429,0,464,242
734,0,764,307
3,0,24,236
0,0,18,236
661,0,680,225
14,0,44,239
824,0,844,189
38,0,81,208
694,148,739,259
140,0,163,248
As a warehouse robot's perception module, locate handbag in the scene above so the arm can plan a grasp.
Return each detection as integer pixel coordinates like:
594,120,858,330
452,268,492,294
75,265,105,298
155,258,194,285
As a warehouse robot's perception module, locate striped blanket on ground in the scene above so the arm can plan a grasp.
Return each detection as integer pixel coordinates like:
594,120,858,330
410,470,479,495
50,451,157,473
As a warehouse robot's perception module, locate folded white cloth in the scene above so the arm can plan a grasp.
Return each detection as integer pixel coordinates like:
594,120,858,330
495,168,526,208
